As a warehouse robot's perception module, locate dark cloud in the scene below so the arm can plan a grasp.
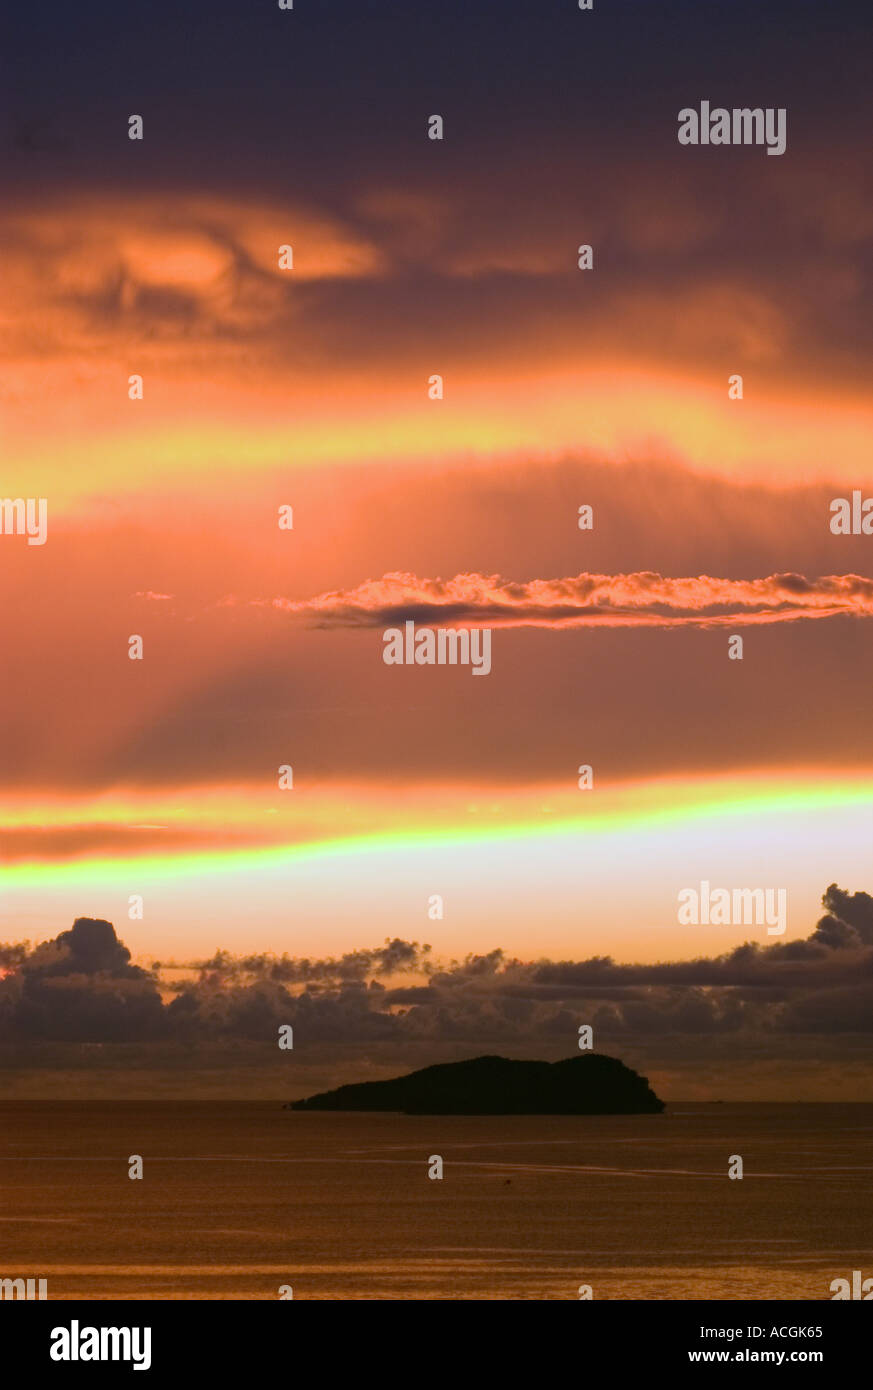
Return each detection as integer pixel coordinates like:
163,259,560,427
774,983,873,1034
3,890,873,1052
3,1,873,394
1,918,164,1042
169,937,430,988
0,942,29,970
813,882,873,946
25,917,144,978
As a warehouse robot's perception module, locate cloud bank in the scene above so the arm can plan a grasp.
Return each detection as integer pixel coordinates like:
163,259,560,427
3,886,873,1046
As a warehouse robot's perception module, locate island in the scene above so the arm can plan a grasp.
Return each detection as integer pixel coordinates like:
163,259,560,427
287,1053,665,1115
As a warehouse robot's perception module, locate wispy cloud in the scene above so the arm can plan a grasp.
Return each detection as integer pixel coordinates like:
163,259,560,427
272,570,873,630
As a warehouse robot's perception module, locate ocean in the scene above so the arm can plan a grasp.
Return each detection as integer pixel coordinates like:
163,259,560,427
1,1101,870,1300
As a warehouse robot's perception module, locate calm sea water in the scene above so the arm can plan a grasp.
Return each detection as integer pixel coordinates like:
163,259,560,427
0,1101,871,1300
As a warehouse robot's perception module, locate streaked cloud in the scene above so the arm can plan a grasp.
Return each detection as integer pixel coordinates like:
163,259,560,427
274,569,873,630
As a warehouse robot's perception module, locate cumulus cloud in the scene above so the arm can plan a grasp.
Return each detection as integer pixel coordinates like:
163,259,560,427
271,571,873,631
169,938,430,988
0,917,164,1041
3,888,873,1048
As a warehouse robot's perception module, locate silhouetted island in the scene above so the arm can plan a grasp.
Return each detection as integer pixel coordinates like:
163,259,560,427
288,1054,665,1115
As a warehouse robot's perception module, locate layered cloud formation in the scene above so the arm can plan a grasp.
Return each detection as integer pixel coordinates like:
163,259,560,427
4,0,873,1105
3,886,872,1048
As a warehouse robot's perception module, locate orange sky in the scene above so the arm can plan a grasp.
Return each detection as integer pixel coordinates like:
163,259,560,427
2,0,873,1108
3,0,873,975
4,175,873,967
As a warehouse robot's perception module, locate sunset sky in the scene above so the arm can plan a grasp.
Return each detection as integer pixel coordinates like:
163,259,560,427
2,0,873,1097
